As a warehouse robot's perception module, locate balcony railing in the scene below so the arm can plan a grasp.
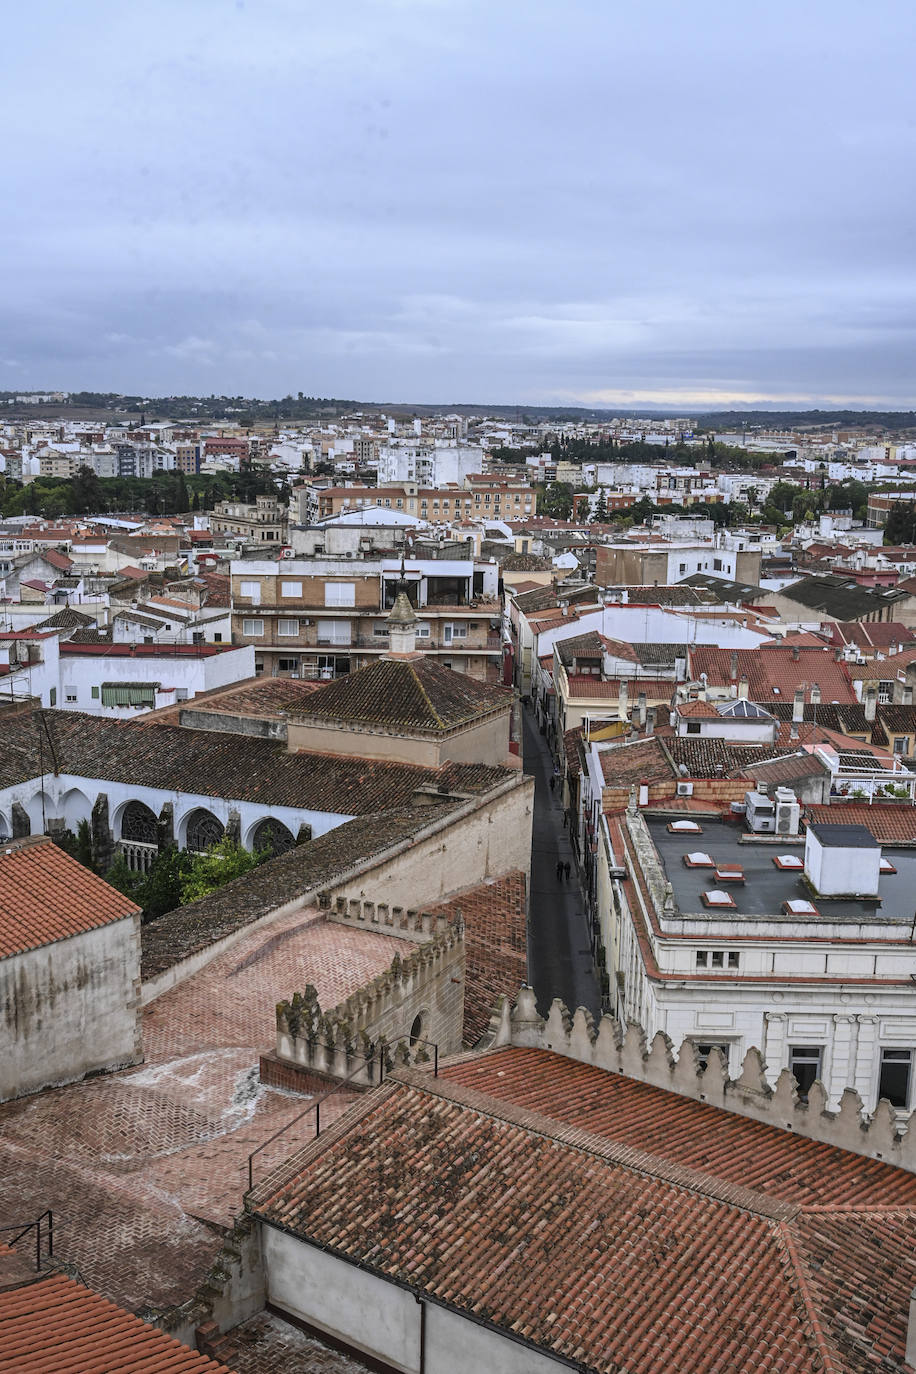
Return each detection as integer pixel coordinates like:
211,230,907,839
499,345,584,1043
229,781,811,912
117,839,158,873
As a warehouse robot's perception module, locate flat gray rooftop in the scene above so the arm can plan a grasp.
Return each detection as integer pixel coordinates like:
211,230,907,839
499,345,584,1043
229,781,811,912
647,817,916,922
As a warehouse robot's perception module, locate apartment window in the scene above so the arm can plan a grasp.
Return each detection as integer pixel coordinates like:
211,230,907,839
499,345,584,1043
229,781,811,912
893,737,909,755
242,618,264,636
325,582,356,607
278,657,300,671
710,951,724,968
713,558,722,571
49,688,57,706
443,623,468,642
727,951,740,969
373,624,390,637
91,685,99,699
878,681,893,704
695,951,708,967
415,622,431,639
213,633,223,643
176,688,189,701
678,563,686,574
65,689,77,703
878,1048,913,1109
789,1045,823,1102
686,721,701,735
317,619,351,646
239,579,260,603
281,580,303,597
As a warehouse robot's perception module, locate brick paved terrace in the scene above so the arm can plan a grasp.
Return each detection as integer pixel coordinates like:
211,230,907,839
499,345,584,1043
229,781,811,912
0,906,409,1316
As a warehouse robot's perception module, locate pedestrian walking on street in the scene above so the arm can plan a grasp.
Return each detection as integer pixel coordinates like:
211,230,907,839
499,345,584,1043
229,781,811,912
549,776,555,792
556,859,563,880
564,861,571,880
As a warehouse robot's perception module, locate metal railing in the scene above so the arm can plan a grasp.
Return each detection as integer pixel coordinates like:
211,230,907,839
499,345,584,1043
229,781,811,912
0,1211,53,1271
246,1035,438,1194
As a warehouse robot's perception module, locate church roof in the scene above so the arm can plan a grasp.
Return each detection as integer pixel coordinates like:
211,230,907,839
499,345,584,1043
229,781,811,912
294,657,511,733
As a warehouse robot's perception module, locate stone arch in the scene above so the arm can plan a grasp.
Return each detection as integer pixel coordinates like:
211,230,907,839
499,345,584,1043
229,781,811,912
60,787,92,832
249,817,296,857
182,807,224,854
409,1010,430,1045
119,800,159,845
24,790,55,834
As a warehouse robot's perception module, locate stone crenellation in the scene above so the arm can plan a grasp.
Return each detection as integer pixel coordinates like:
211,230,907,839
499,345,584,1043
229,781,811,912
318,891,452,942
275,915,465,1086
491,986,916,1173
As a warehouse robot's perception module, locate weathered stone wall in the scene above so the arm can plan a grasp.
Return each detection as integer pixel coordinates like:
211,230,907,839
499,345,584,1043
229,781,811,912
275,919,465,1086
328,776,533,913
0,915,142,1102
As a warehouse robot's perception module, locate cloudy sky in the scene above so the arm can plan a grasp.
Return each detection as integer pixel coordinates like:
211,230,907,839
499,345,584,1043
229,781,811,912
2,0,915,408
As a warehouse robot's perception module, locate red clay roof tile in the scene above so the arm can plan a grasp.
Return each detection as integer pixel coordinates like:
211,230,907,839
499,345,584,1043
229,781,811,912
0,837,140,960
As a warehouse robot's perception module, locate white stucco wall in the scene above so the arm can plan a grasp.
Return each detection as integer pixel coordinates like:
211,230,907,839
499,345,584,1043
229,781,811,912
0,915,141,1102
262,1228,563,1374
805,830,880,897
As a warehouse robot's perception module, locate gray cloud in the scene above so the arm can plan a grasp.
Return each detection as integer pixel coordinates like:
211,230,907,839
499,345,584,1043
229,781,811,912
2,0,915,406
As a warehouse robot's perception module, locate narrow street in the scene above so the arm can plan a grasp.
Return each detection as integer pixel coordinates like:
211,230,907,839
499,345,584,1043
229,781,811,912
522,703,602,1021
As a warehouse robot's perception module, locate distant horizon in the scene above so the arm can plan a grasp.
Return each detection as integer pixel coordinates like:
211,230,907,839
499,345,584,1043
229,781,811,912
4,388,915,423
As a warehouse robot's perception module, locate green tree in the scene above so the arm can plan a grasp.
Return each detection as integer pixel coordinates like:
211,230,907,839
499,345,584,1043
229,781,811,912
179,836,265,905
539,482,575,520
592,489,609,523
174,470,190,513
134,845,193,921
71,465,105,514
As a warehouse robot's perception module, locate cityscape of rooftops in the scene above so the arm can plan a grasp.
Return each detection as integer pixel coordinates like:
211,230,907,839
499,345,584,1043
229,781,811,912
2,2,915,1370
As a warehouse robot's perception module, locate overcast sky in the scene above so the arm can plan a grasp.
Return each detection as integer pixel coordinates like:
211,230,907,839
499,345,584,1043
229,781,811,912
2,0,915,408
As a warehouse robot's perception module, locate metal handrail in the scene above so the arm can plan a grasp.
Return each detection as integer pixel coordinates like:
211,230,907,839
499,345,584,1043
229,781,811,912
0,1211,53,1271
246,1031,440,1193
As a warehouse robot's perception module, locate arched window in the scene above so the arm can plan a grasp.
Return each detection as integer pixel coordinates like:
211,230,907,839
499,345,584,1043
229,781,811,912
251,818,296,857
409,1012,429,1045
120,801,158,845
184,808,224,853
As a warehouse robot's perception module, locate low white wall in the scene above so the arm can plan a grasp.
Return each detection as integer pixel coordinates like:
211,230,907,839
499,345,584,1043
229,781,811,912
262,1228,562,1374
0,916,141,1102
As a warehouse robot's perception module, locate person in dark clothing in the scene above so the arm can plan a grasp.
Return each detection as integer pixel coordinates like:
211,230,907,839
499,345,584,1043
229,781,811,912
556,859,563,880
564,861,571,880
549,776,555,792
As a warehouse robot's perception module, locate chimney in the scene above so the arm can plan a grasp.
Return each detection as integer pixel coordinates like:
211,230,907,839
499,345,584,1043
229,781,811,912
738,674,749,700
617,680,629,722
637,691,647,727
790,722,799,741
834,646,843,661
792,645,800,661
904,686,914,706
792,687,805,723
645,705,657,735
811,682,821,705
729,650,738,682
864,686,878,722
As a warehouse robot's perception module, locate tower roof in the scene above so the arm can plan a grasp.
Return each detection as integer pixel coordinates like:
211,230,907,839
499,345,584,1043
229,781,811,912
292,657,511,734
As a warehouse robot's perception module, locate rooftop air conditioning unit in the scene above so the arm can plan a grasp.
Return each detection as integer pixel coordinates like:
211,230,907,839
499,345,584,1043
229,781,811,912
676,781,694,797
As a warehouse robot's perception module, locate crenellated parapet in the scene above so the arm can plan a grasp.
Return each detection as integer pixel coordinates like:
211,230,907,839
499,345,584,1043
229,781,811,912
316,891,452,942
490,986,916,1172
275,916,465,1085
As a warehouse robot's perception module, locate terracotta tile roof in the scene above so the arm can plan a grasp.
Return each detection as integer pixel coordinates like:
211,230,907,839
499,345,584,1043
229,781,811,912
295,657,511,733
688,645,857,704
831,621,916,651
676,699,720,718
0,1270,232,1372
598,736,675,786
0,836,140,959
566,675,673,700
665,735,790,776
253,1050,916,1373
191,676,325,719
41,549,73,571
804,803,916,845
34,607,95,631
421,873,527,1046
0,712,513,820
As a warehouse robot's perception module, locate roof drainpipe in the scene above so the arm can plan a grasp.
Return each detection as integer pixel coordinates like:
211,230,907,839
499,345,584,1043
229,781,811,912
907,1288,916,1370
